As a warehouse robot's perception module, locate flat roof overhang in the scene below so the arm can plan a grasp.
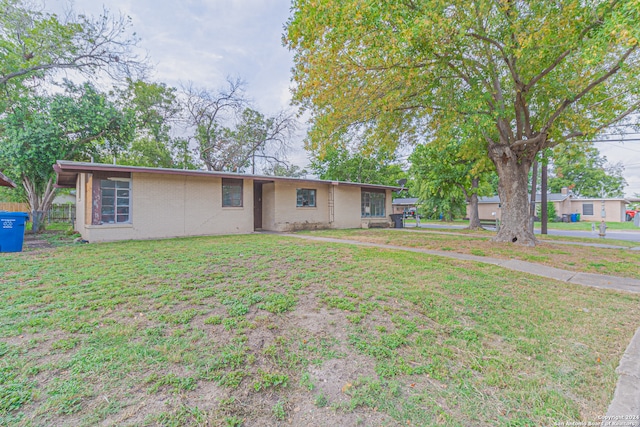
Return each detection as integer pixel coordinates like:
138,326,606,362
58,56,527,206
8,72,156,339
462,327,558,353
53,160,402,192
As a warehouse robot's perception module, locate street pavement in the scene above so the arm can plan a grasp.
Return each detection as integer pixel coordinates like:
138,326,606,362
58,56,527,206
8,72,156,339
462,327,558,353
412,222,640,243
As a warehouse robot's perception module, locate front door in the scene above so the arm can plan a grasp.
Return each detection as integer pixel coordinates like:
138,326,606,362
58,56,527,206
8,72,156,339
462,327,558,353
253,182,263,230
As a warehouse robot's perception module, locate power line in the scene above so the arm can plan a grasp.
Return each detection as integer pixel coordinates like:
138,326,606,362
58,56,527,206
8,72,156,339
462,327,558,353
586,139,640,143
598,142,640,153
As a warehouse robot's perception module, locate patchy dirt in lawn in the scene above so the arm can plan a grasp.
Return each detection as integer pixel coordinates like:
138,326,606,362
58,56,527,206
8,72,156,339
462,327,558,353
22,233,54,250
3,233,638,426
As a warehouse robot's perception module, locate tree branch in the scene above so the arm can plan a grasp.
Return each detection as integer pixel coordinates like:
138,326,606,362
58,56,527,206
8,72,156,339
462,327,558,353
563,100,640,140
542,45,637,134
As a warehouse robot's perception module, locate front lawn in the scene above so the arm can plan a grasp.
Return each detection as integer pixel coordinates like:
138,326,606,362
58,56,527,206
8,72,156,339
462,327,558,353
1,234,638,426
308,229,640,278
414,218,640,232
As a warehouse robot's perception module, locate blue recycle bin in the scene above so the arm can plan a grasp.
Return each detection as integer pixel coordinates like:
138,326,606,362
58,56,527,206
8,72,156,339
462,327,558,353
570,213,578,222
0,211,29,252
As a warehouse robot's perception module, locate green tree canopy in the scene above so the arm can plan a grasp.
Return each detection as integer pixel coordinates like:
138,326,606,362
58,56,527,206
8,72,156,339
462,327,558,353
410,139,495,225
548,145,626,198
0,0,145,106
0,82,134,229
114,79,200,169
309,145,407,187
286,0,640,245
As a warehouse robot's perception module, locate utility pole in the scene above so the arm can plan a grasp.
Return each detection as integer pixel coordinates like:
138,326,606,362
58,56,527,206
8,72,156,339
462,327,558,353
541,156,548,235
529,161,538,234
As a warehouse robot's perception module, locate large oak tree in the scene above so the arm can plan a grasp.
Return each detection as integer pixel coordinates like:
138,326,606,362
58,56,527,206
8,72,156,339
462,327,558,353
285,0,640,245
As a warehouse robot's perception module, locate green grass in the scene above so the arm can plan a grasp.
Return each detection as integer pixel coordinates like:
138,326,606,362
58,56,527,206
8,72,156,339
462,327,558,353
535,220,640,231
417,218,640,231
1,233,638,426
310,228,640,278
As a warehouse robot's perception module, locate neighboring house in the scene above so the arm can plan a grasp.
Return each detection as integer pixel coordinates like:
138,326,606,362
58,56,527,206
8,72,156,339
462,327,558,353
53,192,76,205
392,197,419,215
569,198,630,223
470,187,630,222
54,161,399,243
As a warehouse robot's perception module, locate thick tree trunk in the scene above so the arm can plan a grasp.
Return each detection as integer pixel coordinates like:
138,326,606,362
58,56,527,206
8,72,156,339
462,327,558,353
23,176,56,233
467,178,481,229
489,145,537,246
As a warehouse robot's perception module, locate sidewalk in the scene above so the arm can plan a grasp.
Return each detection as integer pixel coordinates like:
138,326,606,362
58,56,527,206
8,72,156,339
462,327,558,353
402,224,640,250
284,233,640,293
277,231,640,418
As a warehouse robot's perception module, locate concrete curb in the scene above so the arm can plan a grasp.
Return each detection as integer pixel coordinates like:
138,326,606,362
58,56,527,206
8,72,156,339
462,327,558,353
605,327,640,423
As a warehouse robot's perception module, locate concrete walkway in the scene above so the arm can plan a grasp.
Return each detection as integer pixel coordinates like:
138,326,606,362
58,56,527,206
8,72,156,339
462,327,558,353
274,231,640,418
401,226,640,251
283,233,640,293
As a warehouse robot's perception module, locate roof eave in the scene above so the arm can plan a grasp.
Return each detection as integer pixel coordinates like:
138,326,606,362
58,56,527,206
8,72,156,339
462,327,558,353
53,161,401,191
0,171,17,188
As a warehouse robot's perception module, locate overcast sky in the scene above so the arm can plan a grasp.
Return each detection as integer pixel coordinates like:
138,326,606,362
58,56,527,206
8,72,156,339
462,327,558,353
48,0,640,197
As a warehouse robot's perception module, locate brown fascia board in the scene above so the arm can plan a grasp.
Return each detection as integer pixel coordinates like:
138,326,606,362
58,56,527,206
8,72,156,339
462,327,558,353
572,197,631,203
0,171,17,188
53,161,401,191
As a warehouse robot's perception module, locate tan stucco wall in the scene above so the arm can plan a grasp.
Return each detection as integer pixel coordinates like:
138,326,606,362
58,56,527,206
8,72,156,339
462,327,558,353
82,172,254,242
76,172,394,242
471,199,627,222
262,183,391,231
74,173,87,237
264,181,330,232
474,203,502,221
569,200,627,222
332,185,363,228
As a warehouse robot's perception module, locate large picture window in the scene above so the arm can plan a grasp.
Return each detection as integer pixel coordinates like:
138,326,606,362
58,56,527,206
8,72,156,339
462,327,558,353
582,203,594,215
296,189,316,207
361,189,386,218
222,178,243,207
101,179,130,224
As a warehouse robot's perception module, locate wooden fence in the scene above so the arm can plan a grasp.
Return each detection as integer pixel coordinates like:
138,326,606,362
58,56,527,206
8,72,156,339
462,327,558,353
0,202,29,212
0,202,75,223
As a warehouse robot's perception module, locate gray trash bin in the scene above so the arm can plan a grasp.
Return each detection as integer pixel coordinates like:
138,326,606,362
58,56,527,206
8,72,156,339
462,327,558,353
389,214,403,228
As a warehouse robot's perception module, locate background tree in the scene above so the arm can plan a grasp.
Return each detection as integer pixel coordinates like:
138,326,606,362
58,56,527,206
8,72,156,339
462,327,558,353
548,145,626,198
263,163,307,178
0,0,145,107
115,80,198,168
184,79,297,172
410,140,495,227
183,78,248,171
286,0,640,245
0,82,134,230
309,145,407,186
230,108,297,173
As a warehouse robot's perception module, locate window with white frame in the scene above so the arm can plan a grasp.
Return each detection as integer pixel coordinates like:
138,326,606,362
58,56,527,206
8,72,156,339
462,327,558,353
222,178,243,207
361,189,386,218
583,203,594,215
100,179,131,224
296,188,316,207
